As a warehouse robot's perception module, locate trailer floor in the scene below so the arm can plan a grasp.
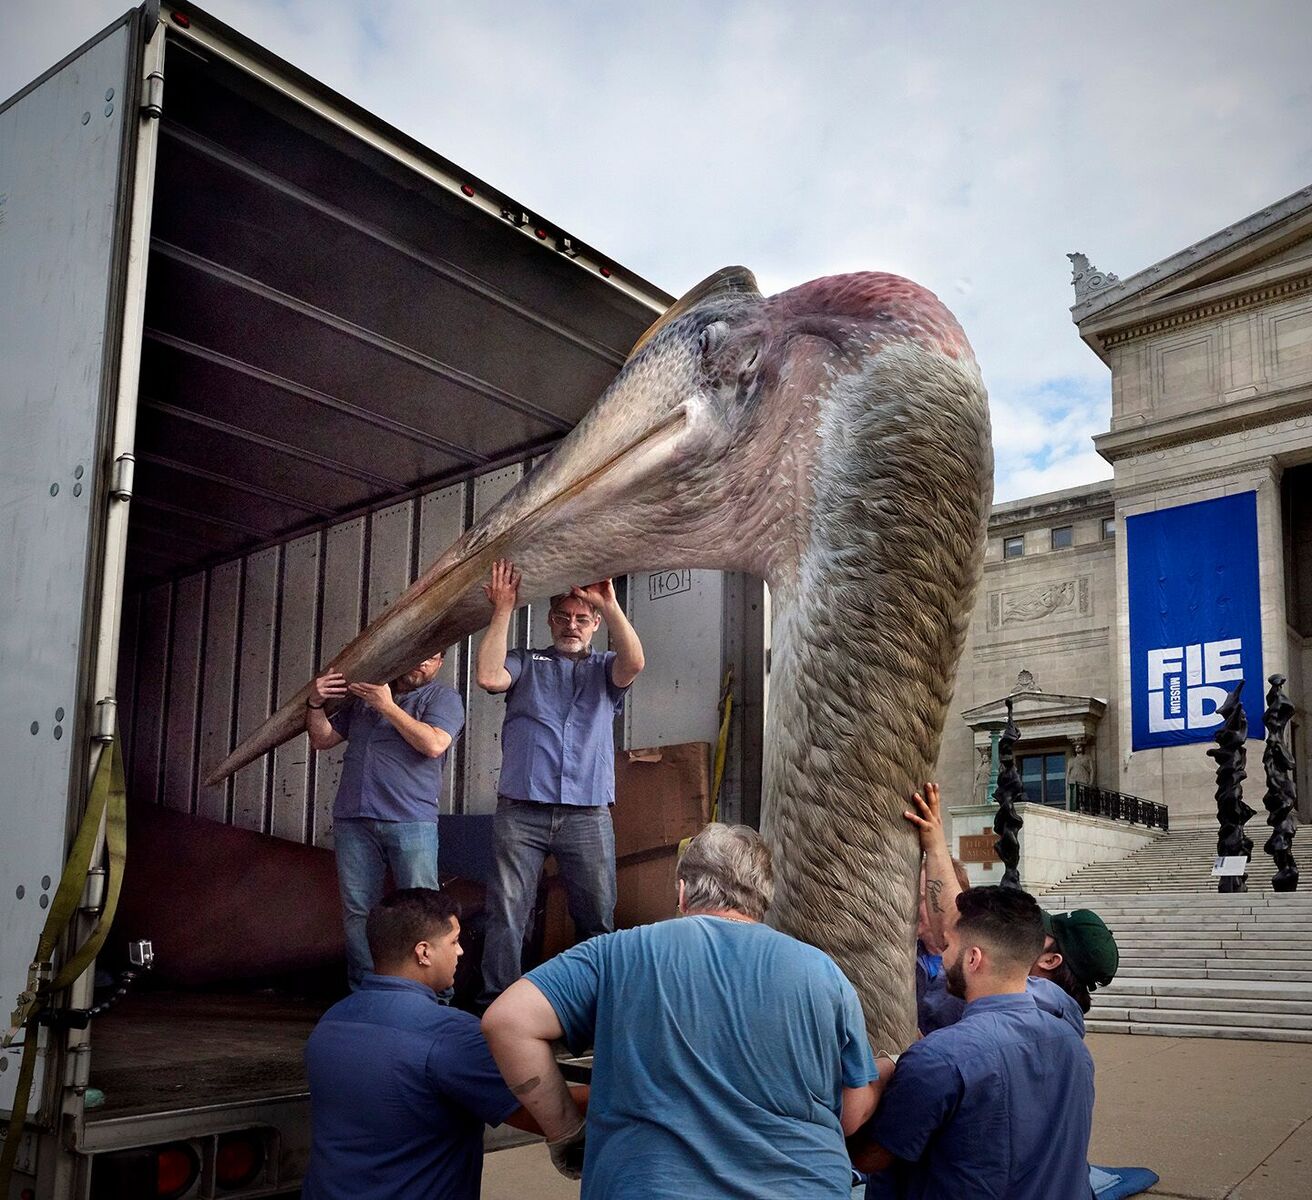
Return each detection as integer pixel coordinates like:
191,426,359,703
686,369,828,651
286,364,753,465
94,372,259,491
86,991,328,1119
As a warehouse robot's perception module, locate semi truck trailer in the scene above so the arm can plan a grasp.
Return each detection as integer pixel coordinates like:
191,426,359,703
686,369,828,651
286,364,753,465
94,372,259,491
0,4,766,1195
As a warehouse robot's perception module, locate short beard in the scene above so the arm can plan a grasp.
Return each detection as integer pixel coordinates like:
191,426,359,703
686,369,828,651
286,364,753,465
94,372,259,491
945,954,968,999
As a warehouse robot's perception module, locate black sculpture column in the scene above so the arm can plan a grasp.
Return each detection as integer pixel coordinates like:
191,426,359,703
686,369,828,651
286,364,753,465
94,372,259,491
992,697,1024,890
1261,674,1300,892
1208,682,1255,894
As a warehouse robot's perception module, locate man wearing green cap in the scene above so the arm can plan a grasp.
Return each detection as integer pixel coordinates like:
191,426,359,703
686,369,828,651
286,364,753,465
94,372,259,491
907,785,1120,1032
1035,908,1120,1014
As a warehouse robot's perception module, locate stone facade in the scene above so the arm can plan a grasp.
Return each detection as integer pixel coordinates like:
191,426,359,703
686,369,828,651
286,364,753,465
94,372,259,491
949,802,1158,892
938,183,1312,835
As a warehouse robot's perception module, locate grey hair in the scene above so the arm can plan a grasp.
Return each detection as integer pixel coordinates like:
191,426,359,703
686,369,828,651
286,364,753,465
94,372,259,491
550,591,600,617
678,823,774,921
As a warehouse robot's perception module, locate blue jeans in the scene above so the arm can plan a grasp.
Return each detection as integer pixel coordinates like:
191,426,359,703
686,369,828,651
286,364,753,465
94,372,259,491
335,818,438,988
479,798,616,1004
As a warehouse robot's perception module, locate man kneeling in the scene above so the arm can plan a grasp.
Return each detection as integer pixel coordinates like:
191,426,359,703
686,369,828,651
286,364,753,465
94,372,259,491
303,889,522,1200
853,886,1094,1200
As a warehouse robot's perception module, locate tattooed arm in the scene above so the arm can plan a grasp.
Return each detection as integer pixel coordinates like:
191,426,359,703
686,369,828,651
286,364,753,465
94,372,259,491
905,782,961,954
482,979,584,1142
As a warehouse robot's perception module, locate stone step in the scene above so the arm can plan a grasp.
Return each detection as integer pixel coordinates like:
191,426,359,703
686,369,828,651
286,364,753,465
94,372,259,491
1090,993,1312,1016
1079,916,1311,928
1084,1019,1312,1043
1048,901,1312,913
1099,977,1312,1000
1116,964,1312,981
1113,929,1310,939
1117,949,1312,965
1092,1006,1312,1030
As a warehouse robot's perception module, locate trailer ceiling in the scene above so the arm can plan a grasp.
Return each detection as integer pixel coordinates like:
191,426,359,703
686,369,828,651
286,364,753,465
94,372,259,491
127,31,668,589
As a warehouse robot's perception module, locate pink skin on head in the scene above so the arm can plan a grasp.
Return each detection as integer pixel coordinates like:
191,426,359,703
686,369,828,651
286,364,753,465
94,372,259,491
771,271,972,363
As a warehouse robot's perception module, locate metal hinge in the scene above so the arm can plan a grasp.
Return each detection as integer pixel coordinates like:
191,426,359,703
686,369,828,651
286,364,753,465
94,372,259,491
141,71,164,120
110,453,135,501
92,699,117,744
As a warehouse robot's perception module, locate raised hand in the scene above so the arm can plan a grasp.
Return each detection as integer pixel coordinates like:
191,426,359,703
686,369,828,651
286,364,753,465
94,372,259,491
310,670,349,706
904,782,947,853
483,558,522,615
571,578,616,613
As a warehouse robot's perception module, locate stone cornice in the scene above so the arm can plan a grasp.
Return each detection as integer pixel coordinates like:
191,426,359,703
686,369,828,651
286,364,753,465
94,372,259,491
1071,183,1312,322
1094,270,1312,350
987,489,1114,532
1110,456,1283,504
1095,386,1312,462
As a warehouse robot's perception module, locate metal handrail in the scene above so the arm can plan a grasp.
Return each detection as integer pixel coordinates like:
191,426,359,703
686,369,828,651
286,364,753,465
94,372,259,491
1068,782,1170,830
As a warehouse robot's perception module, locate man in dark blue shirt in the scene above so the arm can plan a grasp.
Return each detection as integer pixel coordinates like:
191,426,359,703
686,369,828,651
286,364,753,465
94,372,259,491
853,886,1095,1200
475,558,645,1006
307,653,465,987
303,889,520,1200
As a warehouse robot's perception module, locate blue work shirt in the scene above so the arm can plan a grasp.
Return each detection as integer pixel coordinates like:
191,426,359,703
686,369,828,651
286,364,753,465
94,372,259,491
329,680,465,821
871,992,1094,1200
527,915,876,1199
919,973,1086,1037
499,647,628,806
914,943,941,1016
303,974,518,1200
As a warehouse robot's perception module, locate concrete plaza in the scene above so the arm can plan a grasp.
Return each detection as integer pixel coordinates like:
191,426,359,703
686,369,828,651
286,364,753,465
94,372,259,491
480,1033,1312,1199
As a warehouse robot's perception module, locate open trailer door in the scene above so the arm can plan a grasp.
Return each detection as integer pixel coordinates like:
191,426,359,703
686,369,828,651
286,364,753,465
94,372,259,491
0,3,162,1183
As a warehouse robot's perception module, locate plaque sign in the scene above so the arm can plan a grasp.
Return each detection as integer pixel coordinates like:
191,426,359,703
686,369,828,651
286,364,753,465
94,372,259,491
958,830,1000,868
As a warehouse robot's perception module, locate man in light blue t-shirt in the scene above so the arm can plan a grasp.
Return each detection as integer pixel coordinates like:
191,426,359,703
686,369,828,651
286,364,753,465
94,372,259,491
482,823,880,1199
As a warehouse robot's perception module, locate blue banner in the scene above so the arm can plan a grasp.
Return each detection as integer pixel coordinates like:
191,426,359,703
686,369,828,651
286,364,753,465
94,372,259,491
1127,492,1264,750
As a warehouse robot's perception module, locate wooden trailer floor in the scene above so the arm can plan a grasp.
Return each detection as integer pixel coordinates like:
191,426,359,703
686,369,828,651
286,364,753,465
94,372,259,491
86,992,327,1120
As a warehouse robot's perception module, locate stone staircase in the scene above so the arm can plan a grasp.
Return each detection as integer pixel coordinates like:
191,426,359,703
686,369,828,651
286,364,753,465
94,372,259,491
1039,827,1312,1042
1049,827,1260,893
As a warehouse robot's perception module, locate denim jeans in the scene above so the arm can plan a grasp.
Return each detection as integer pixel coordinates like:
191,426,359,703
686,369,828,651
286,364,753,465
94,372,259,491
335,817,438,988
479,798,616,1004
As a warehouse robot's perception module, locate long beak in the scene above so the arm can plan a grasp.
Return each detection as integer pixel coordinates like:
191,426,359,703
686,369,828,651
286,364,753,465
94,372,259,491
203,410,686,785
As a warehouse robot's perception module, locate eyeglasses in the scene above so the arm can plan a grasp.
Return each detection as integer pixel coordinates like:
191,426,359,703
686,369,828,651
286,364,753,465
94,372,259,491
549,611,595,627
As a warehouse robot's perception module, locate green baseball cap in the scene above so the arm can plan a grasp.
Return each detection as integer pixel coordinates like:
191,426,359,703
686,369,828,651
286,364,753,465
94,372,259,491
1041,908,1119,989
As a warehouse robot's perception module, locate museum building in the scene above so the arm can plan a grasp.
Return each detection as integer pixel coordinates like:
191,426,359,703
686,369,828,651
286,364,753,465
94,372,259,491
936,182,1312,843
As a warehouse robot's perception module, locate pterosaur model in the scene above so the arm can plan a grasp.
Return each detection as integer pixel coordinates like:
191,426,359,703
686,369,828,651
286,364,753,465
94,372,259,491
208,267,993,1049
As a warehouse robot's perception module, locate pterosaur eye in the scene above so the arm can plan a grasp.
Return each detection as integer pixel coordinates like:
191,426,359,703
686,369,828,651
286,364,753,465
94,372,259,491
699,322,729,360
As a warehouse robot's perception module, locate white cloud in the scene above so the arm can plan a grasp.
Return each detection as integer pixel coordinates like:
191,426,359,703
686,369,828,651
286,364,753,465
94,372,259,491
3,0,1309,502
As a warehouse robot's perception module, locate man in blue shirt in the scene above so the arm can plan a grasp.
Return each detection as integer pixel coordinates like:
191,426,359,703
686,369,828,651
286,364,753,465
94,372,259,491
852,886,1095,1200
302,889,521,1200
481,823,880,1199
475,558,646,1006
307,653,465,987
906,784,1117,1037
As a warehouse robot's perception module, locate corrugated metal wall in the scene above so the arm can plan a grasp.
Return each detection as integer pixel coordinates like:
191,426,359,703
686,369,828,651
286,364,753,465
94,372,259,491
120,472,498,848
117,458,754,847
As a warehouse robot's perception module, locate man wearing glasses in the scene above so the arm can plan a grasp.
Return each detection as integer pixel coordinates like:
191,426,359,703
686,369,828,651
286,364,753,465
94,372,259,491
475,558,646,1008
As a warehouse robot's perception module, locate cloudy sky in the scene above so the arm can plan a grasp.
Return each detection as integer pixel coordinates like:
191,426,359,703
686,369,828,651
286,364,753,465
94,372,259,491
5,1,1311,501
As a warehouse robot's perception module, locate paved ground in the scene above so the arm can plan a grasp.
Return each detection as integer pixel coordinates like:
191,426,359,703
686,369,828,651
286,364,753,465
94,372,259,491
480,1033,1312,1199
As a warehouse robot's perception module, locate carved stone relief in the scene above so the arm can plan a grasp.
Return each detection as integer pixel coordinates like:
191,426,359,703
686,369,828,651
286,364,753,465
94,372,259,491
987,575,1092,631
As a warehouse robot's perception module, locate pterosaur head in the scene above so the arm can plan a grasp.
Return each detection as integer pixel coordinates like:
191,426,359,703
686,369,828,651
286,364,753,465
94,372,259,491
207,266,987,783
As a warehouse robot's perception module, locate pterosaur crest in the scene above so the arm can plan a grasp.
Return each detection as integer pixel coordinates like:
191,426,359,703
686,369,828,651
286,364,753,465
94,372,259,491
625,266,761,363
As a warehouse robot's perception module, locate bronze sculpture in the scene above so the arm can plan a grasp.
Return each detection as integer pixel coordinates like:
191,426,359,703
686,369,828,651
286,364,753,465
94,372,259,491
1210,682,1254,894
207,267,993,1050
1261,674,1300,892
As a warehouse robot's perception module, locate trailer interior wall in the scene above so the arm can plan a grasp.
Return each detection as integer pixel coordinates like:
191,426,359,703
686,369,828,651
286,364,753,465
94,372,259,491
117,488,756,844
113,16,763,846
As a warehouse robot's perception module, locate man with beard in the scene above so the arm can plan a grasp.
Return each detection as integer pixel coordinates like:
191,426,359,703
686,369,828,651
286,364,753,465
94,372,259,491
851,887,1095,1200
906,784,1118,1036
475,558,645,1007
307,652,464,989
